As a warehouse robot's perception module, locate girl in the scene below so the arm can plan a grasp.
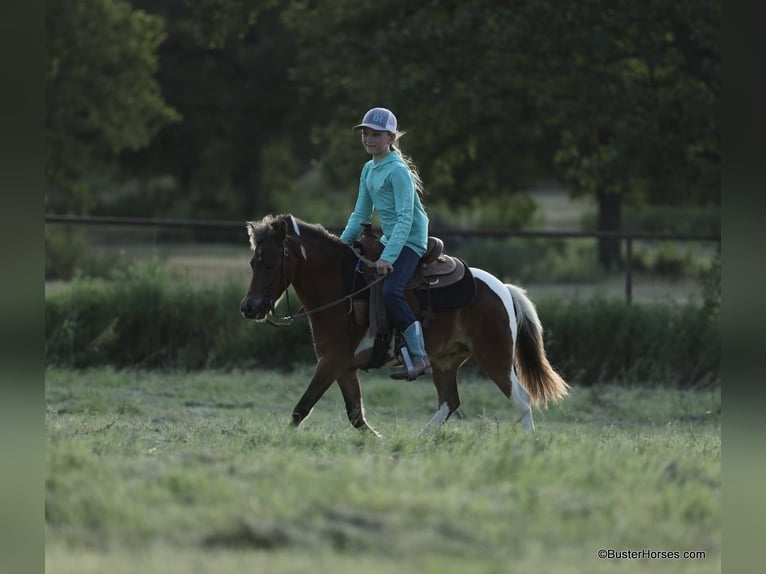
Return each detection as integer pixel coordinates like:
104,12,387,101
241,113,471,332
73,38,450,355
340,107,431,380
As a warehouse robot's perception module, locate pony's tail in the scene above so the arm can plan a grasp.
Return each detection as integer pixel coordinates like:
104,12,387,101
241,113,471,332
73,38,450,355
507,284,570,407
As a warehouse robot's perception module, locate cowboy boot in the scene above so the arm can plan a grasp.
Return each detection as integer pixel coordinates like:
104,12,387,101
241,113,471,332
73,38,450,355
391,321,432,380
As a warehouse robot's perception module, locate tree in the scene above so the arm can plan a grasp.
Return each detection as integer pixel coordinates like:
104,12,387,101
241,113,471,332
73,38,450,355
283,0,719,264
46,0,720,257
118,0,312,220
283,0,552,213
521,0,720,266
46,0,180,213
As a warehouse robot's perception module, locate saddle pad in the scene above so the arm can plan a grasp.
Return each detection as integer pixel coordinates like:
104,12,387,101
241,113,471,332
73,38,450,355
414,265,477,310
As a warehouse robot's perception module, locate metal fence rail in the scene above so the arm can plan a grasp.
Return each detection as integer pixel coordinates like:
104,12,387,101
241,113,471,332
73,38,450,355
45,214,721,303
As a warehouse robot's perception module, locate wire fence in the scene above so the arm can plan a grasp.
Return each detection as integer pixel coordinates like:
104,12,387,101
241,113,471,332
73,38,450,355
45,214,721,303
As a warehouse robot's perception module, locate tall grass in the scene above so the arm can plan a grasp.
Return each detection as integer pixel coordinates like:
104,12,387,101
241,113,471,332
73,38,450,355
45,262,720,386
45,262,314,370
537,296,719,386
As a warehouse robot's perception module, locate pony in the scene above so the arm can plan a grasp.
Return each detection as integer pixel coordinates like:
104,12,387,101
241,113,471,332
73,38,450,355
240,214,568,436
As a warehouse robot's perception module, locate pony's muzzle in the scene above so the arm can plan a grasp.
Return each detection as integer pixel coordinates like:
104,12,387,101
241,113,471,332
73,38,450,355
240,297,272,321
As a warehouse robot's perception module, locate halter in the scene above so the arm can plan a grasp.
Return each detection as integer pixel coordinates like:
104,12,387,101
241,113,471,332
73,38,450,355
264,241,385,327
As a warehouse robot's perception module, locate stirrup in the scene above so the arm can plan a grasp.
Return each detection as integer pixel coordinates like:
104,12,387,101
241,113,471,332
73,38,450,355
390,349,432,381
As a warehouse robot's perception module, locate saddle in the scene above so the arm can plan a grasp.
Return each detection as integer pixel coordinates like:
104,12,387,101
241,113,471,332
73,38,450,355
353,222,467,292
350,223,476,370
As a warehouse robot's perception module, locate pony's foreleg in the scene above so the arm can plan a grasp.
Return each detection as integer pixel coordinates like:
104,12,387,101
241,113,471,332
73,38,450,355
419,404,450,437
419,363,462,437
511,367,535,431
291,358,339,427
336,370,380,436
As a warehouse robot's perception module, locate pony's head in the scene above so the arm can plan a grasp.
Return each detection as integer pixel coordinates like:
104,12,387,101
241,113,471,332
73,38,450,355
240,214,305,321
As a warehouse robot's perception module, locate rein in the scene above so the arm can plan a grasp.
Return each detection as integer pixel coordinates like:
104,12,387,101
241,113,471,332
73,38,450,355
265,245,384,327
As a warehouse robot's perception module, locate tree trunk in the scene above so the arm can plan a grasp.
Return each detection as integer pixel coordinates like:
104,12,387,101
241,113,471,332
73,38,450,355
597,190,622,270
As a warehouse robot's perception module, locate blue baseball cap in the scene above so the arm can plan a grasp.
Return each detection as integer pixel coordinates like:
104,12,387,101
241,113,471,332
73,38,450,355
353,107,398,133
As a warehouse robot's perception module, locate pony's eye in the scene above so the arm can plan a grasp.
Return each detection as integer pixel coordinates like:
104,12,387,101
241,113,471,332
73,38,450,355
255,247,278,270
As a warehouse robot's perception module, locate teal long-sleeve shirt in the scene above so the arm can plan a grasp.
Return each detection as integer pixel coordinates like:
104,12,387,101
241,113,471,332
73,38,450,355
340,151,429,264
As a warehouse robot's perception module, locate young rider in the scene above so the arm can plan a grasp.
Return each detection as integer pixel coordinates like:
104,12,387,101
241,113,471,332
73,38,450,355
339,107,431,379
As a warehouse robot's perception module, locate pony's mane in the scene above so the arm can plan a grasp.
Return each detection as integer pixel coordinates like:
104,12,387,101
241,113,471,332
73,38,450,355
246,213,346,252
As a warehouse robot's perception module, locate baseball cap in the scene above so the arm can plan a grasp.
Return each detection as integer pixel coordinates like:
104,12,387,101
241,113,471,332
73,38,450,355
353,107,398,133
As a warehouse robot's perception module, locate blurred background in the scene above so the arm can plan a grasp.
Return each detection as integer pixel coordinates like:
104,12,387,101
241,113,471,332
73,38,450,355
45,0,720,305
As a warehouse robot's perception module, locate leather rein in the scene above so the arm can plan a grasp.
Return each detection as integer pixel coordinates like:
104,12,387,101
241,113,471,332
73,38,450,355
265,244,383,327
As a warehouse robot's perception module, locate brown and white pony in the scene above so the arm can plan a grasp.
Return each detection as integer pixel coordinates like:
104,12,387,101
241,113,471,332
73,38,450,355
240,214,569,436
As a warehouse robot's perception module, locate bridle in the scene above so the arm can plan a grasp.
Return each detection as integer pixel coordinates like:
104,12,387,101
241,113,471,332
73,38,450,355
261,238,385,327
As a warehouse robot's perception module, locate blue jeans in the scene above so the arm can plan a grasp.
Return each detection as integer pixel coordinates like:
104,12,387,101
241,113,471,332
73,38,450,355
381,246,421,331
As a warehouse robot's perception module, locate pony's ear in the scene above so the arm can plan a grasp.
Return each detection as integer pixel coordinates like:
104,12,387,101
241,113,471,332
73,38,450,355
270,218,288,239
246,222,257,250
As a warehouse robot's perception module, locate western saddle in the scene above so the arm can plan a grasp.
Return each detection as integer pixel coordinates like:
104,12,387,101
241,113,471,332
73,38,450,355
353,222,466,292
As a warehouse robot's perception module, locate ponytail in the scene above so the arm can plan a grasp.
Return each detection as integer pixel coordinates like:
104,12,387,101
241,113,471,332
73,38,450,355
391,132,425,196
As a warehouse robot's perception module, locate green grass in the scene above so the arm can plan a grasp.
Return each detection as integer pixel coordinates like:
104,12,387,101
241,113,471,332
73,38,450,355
46,368,720,573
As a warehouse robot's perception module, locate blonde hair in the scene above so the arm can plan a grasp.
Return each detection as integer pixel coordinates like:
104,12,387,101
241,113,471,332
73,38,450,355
391,131,425,196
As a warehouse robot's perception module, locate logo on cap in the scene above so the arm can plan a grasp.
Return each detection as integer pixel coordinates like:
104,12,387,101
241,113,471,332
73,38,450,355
354,107,397,132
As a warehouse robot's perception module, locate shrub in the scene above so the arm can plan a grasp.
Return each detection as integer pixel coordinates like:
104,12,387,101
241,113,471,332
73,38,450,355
45,263,719,386
537,296,719,387
45,262,314,370
45,228,116,280
448,237,603,284
428,194,542,230
622,205,720,235
628,241,710,281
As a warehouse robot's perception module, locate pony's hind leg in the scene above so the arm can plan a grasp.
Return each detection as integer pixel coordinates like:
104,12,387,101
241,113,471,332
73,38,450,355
464,275,536,431
419,361,464,436
468,324,535,430
473,360,535,431
336,370,380,436
471,354,535,431
511,366,535,431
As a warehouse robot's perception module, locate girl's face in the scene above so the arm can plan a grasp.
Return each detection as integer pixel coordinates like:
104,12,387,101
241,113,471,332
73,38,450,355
360,128,394,160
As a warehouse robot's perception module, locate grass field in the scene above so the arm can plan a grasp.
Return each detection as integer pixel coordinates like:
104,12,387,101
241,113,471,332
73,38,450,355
45,367,720,573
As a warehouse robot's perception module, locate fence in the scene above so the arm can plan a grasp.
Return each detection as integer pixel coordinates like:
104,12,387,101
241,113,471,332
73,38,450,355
45,214,721,303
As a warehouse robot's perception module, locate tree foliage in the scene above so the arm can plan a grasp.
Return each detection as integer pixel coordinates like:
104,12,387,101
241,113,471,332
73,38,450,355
46,0,180,213
283,0,553,207
519,0,720,265
283,0,719,215
178,0,278,49
118,0,300,219
45,0,720,244
524,0,720,206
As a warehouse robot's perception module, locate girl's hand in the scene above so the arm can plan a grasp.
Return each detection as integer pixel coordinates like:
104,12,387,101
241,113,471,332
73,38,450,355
375,260,394,276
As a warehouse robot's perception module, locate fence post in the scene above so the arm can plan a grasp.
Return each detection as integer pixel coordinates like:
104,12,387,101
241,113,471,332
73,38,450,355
625,237,633,304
